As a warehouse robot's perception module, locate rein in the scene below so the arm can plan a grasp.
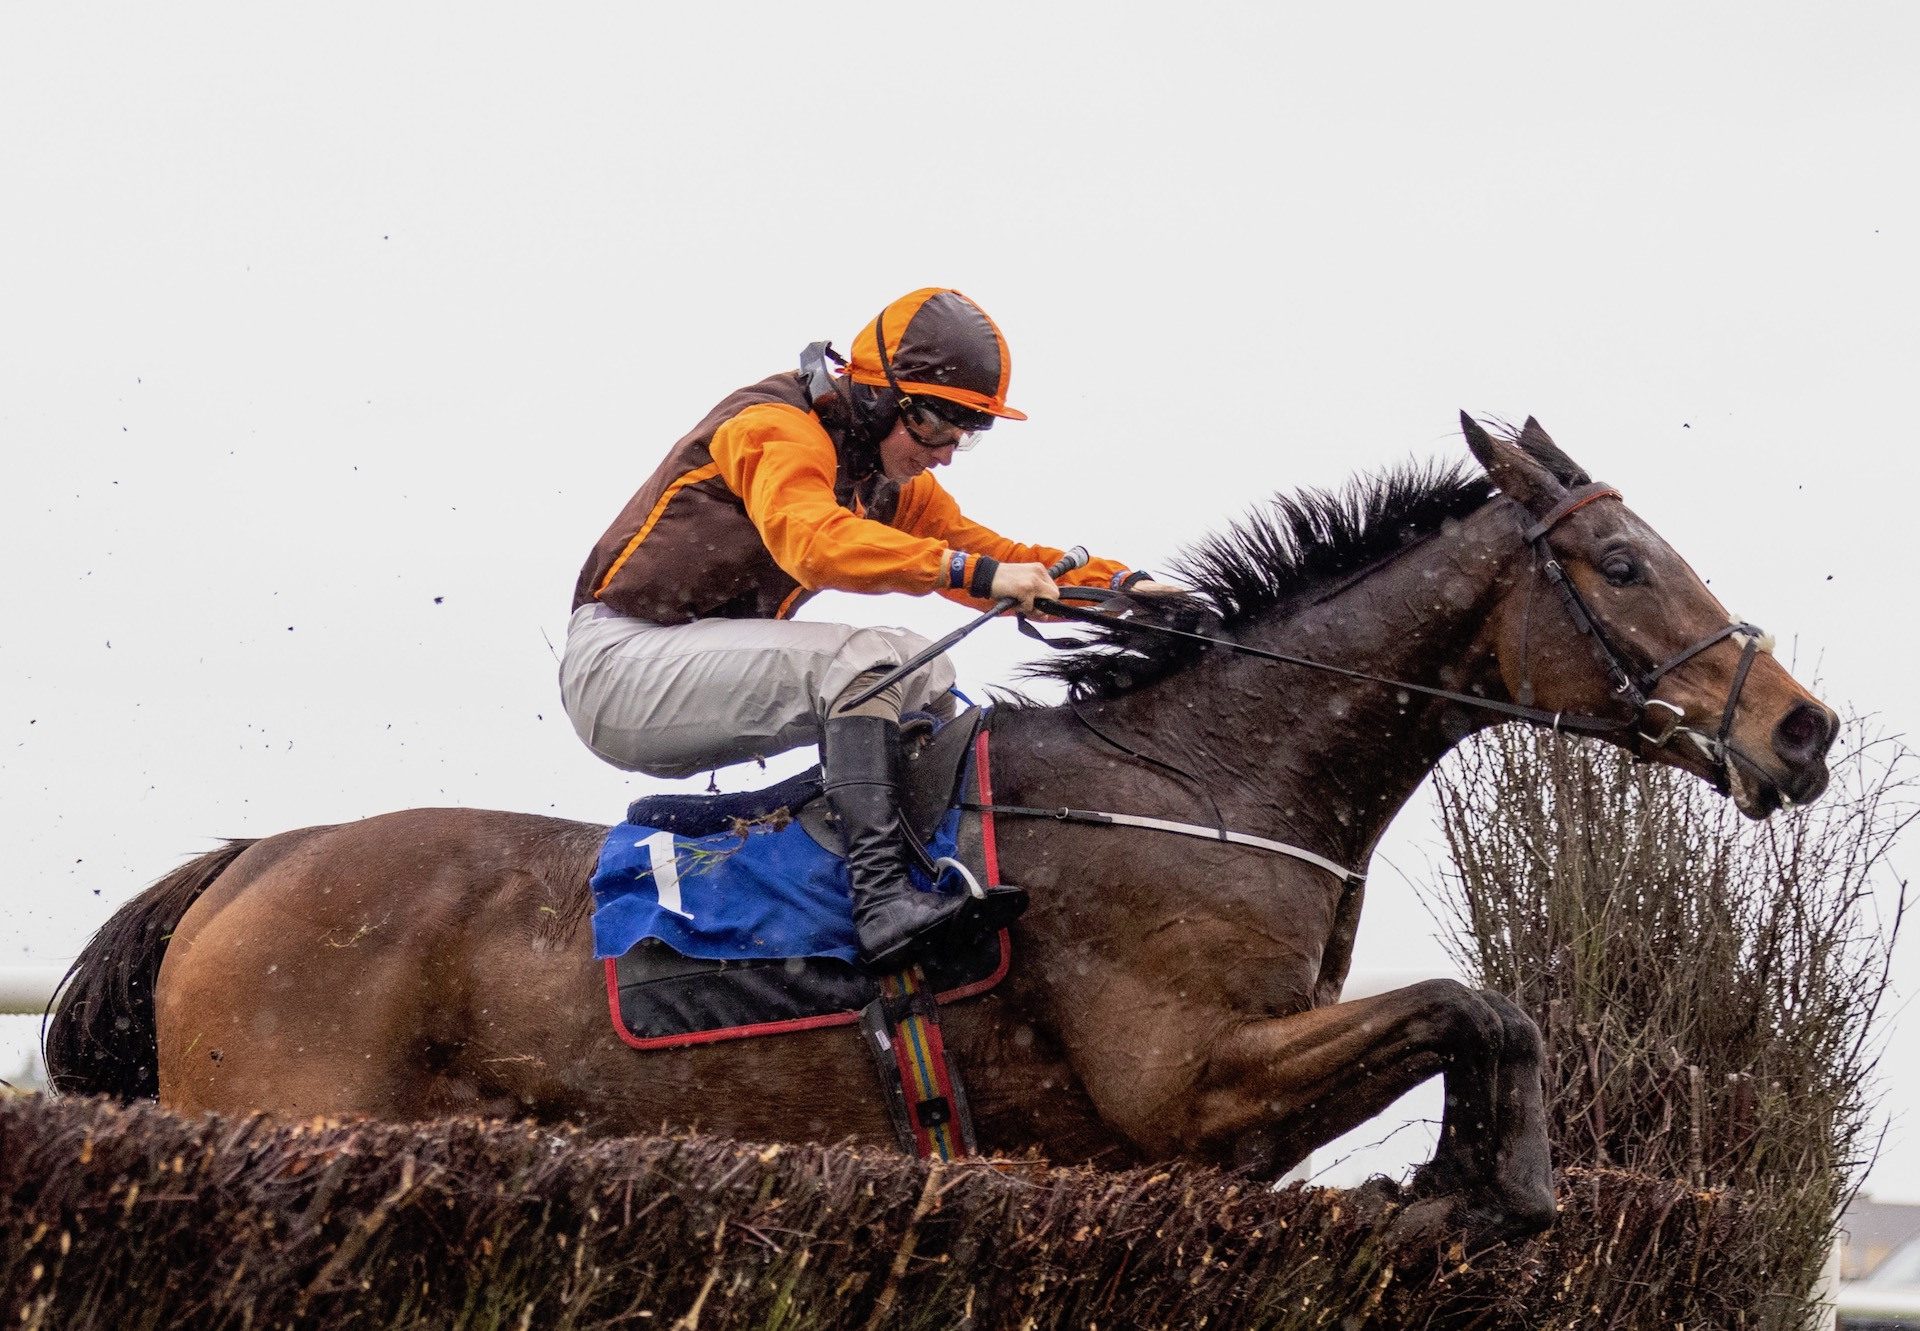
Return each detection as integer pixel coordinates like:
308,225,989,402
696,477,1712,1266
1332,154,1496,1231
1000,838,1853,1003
974,482,1772,885
1023,482,1771,779
1030,593,1635,739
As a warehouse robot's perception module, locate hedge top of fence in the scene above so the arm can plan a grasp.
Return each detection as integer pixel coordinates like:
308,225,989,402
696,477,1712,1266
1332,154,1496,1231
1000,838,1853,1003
2,1093,1815,1331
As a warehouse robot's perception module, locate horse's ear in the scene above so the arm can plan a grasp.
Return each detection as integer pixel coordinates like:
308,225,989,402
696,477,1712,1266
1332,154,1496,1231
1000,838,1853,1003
1460,410,1568,513
1517,416,1592,487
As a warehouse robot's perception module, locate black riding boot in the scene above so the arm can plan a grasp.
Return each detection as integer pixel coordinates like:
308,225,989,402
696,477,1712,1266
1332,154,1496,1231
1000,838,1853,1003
823,714,1027,973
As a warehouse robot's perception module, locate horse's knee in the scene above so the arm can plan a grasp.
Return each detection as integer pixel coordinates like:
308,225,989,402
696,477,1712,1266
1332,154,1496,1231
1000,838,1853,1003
1476,990,1545,1066
1405,978,1504,1059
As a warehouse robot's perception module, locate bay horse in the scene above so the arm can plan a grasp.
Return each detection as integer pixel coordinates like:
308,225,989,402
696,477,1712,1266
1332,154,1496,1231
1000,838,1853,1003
46,416,1835,1245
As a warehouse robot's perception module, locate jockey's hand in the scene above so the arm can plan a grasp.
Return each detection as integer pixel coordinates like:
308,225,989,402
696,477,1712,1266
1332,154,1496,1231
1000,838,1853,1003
1125,579,1189,596
990,562,1059,613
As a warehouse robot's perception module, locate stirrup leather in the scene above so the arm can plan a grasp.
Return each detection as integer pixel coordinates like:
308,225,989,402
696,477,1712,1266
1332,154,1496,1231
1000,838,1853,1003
822,714,1027,971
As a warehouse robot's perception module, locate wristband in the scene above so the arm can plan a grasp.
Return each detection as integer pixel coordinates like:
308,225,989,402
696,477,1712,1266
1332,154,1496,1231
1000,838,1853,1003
968,556,1000,599
946,550,969,590
1114,569,1154,591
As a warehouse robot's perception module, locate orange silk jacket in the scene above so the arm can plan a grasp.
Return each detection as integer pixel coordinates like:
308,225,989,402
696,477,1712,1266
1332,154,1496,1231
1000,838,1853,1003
573,372,1129,624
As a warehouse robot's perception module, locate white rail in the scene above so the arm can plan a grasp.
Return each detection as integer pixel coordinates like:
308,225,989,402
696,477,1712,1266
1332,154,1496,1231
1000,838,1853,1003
0,965,67,1017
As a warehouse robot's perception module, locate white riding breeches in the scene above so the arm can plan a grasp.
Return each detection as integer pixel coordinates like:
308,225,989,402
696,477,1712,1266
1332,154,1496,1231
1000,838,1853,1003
558,605,957,779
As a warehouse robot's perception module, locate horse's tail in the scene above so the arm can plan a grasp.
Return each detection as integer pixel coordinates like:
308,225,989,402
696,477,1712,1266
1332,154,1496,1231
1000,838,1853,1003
43,839,257,1100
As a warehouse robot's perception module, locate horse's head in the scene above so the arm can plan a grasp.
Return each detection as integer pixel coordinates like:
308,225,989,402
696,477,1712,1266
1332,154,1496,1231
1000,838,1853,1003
1462,412,1835,817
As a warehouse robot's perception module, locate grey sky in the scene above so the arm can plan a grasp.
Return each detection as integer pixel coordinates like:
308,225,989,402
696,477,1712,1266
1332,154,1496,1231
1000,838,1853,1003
4,4,1916,1196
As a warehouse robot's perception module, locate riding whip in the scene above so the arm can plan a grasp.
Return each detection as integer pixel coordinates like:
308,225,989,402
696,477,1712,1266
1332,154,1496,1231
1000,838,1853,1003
840,546,1089,709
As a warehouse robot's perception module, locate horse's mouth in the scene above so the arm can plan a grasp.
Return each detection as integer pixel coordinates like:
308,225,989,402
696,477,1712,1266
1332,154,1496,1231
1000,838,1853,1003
1653,731,1828,820
1724,753,1829,820
1725,761,1779,819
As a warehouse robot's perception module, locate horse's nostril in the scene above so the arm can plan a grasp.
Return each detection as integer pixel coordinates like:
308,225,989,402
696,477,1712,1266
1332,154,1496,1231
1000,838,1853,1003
1772,702,1834,765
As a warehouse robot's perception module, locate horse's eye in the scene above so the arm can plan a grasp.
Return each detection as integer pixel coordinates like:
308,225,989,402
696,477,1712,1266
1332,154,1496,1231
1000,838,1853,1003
1601,552,1639,586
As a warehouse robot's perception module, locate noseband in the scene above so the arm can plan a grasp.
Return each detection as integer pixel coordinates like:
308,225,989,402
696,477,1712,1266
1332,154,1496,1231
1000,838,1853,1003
1029,483,1772,786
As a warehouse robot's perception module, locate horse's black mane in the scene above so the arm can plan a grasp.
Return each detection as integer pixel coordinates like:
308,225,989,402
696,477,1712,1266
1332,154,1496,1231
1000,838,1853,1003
1180,456,1496,624
1020,453,1507,701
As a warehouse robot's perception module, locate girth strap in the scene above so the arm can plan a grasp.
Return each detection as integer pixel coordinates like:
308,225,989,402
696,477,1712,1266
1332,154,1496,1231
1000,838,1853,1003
857,966,978,1160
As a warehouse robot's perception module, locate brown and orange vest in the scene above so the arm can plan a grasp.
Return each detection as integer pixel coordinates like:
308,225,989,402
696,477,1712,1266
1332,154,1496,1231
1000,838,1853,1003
573,372,1126,624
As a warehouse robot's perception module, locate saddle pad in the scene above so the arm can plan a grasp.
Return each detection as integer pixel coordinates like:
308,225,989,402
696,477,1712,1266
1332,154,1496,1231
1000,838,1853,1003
592,785,966,967
600,724,1011,1050
604,924,1009,1050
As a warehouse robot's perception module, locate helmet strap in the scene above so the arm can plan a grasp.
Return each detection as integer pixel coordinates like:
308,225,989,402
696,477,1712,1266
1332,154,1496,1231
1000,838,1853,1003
873,308,915,416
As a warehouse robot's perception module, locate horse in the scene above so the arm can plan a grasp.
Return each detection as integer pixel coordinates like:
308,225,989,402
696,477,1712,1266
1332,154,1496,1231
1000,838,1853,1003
45,416,1835,1245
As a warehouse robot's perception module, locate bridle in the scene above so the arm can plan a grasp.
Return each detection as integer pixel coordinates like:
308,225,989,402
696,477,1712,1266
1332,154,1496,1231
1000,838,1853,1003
1028,482,1774,791
976,481,1777,886
1515,484,1772,788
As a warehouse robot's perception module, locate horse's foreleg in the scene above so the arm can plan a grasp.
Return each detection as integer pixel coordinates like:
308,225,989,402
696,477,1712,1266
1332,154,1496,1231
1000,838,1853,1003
1413,989,1552,1224
1186,979,1553,1237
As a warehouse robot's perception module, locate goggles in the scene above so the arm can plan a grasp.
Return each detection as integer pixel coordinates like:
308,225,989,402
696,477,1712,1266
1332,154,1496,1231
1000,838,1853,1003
899,396,991,451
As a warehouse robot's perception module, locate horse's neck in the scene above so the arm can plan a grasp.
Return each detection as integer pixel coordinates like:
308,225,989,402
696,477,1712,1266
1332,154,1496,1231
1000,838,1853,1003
1075,500,1520,866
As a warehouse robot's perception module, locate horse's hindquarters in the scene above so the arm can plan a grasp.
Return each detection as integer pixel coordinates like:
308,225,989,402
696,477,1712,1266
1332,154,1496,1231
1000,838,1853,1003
144,808,914,1145
152,812,598,1122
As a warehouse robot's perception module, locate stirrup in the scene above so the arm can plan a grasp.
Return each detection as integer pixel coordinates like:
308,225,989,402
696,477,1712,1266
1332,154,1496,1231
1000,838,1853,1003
860,877,1028,975
933,856,986,899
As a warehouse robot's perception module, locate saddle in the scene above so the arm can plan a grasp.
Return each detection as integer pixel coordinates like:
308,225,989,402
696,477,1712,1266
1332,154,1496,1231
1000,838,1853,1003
592,707,1008,1048
623,708,979,854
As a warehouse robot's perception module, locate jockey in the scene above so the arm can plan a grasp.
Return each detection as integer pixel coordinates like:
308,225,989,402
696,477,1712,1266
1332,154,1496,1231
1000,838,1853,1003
562,288,1175,972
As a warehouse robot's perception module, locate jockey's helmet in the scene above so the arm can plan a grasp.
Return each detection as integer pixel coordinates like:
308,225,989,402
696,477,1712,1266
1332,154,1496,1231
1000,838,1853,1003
846,289,1027,430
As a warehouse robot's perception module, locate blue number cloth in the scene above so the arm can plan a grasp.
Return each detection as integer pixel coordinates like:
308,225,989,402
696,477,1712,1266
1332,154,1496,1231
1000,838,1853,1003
591,805,963,966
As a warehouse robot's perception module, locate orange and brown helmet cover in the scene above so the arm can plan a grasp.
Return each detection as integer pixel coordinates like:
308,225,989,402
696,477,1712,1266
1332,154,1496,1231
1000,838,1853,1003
846,288,1028,422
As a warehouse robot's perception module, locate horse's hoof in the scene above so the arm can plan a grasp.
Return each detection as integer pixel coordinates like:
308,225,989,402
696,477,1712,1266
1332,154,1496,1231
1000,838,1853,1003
1381,1196,1458,1249
1381,1189,1556,1254
1487,1186,1557,1243
1344,1175,1405,1224
1453,1192,1557,1252
1408,1158,1471,1200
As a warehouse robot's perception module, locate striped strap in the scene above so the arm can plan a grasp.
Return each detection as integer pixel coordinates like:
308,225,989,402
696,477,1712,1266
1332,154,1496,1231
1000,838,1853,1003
858,966,978,1160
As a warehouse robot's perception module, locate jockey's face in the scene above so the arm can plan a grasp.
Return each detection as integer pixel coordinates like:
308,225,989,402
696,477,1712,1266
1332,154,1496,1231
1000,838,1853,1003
877,418,961,483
